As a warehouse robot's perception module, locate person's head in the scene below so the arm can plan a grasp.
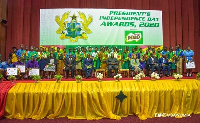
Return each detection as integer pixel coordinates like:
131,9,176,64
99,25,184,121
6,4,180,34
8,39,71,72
57,47,60,52
69,48,71,52
163,46,167,51
52,47,55,52
77,48,80,53
176,44,180,49
69,54,72,58
25,46,29,51
111,53,114,58
139,48,142,52
87,53,90,58
152,48,155,53
102,48,105,52
12,47,17,52
30,46,34,51
39,47,43,52
150,53,154,58
126,46,129,50
81,47,84,52
50,53,54,58
105,46,108,50
187,46,191,51
63,48,66,53
35,47,39,52
48,47,51,52
42,47,46,52
17,57,21,62
88,47,92,52
133,54,137,59
95,47,98,52
135,46,138,50
7,58,11,64
157,48,161,53
31,56,34,61
124,49,127,53
20,44,24,49
148,46,151,50
132,48,134,52
162,54,166,58
73,48,76,52
108,48,111,53
169,47,173,52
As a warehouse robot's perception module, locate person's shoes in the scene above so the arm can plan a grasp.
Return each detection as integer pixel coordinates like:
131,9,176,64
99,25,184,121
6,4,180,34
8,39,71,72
72,76,75,79
66,77,69,79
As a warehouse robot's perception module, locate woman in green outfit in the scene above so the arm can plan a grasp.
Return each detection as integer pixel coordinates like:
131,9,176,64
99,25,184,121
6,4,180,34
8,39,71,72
122,49,129,69
168,47,176,76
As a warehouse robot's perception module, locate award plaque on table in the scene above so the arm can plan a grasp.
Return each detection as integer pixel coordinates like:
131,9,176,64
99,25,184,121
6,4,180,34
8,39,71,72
29,68,40,76
186,61,195,69
6,68,18,75
16,65,26,73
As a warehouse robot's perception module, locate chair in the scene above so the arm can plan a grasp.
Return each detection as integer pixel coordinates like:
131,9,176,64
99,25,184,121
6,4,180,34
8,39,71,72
119,69,129,78
95,69,106,78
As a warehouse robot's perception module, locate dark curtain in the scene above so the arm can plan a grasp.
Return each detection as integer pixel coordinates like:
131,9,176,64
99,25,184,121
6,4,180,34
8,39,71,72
6,0,200,72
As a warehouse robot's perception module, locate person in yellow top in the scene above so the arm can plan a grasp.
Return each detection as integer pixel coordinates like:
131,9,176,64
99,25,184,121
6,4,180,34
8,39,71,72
9,47,18,63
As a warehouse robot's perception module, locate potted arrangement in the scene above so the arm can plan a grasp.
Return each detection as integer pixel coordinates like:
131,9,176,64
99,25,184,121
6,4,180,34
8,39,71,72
54,74,63,83
151,72,160,81
0,73,3,83
114,74,122,82
97,73,103,82
173,73,183,81
32,75,41,83
75,75,82,83
133,71,145,82
7,75,17,83
197,72,200,80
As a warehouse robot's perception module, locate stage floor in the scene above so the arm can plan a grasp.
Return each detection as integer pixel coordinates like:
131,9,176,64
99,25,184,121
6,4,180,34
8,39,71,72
1,78,200,120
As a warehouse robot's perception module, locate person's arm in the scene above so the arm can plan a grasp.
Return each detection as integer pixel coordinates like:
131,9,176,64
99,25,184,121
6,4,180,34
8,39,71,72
114,58,118,65
73,58,76,66
35,61,39,68
106,58,111,65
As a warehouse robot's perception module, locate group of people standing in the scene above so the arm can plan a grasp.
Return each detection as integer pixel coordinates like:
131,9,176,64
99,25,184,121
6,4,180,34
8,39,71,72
0,44,194,80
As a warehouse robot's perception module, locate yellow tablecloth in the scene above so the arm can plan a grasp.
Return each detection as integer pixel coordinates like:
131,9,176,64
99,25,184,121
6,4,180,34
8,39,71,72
4,79,200,120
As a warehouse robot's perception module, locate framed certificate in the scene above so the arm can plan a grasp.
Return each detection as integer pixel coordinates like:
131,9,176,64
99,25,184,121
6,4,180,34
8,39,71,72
7,68,18,75
29,68,40,76
186,62,195,69
16,65,26,73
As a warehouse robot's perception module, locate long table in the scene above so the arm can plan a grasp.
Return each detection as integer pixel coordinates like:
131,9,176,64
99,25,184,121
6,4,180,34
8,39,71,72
3,79,200,120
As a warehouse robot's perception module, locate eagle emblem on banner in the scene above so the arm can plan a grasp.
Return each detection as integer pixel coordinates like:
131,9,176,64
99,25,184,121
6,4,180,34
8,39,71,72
55,11,93,42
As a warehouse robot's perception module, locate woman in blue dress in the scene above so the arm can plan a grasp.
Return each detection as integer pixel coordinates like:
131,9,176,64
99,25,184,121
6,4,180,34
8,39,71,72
183,46,194,77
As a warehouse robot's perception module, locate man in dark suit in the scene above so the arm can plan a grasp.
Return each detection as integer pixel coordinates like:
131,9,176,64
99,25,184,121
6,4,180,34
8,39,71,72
159,54,170,76
83,54,94,79
106,53,119,78
65,54,76,78
147,53,160,75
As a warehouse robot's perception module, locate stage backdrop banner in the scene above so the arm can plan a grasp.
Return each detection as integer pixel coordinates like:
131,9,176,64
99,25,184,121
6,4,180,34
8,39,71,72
40,9,163,46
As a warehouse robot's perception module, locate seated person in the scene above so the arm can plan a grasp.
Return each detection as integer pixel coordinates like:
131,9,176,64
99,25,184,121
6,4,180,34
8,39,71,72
65,54,76,78
1,58,13,80
38,56,47,79
159,54,170,77
26,56,39,78
130,54,140,76
106,53,118,78
45,53,57,79
83,54,93,79
147,53,160,76
13,57,26,79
